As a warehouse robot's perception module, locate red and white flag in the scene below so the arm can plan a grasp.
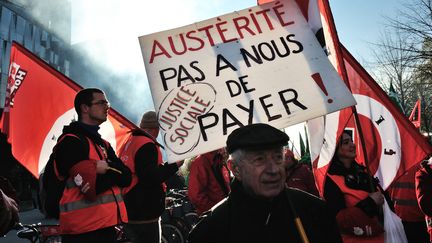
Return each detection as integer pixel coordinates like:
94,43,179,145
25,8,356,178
304,0,356,194
258,0,431,194
293,0,432,194
0,42,136,178
338,46,431,189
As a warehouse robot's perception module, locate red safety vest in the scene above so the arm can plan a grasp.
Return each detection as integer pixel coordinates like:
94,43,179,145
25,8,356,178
59,135,127,235
328,174,384,243
388,166,424,222
119,134,164,195
415,164,432,241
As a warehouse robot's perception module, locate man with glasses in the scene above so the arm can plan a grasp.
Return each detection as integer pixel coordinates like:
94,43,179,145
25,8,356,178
54,88,132,243
188,123,342,243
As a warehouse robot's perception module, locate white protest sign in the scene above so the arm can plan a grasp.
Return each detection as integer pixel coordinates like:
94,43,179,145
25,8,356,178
139,0,356,162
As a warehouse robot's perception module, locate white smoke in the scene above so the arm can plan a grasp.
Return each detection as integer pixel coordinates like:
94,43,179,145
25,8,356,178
70,0,255,122
10,0,256,123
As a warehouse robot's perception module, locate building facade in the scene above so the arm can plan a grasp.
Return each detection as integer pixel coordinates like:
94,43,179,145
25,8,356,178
0,0,71,106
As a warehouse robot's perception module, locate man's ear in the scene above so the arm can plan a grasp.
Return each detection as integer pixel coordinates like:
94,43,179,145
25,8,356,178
81,103,90,114
230,161,241,181
227,159,234,171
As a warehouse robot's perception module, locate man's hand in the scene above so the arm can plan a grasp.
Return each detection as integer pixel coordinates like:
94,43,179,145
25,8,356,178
2,192,18,213
0,190,19,235
96,160,109,174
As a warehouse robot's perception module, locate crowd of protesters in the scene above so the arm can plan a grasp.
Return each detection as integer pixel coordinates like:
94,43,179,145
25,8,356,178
1,88,432,243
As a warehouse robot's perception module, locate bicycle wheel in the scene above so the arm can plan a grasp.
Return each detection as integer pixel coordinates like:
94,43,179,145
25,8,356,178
184,212,199,230
41,235,62,243
114,225,131,243
161,221,185,243
16,226,40,243
39,224,62,243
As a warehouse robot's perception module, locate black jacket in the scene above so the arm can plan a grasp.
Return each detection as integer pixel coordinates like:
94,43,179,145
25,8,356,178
324,160,381,218
188,180,342,243
56,121,131,194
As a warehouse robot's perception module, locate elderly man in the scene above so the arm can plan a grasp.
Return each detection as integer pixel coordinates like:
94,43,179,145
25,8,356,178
188,123,342,243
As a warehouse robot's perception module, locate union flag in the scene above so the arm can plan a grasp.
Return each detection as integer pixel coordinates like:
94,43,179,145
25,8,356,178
0,42,135,178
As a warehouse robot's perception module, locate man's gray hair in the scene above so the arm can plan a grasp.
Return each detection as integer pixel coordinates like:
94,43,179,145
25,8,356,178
230,149,246,166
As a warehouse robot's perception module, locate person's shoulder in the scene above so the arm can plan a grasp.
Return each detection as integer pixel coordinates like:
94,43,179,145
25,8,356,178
130,133,154,143
285,188,335,225
295,164,313,173
58,123,86,141
416,164,431,180
190,156,208,168
136,138,157,151
353,161,368,172
193,155,205,163
188,198,229,243
285,187,325,207
57,132,85,146
200,197,229,223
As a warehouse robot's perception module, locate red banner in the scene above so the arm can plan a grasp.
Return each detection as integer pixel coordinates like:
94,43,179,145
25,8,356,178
409,99,421,129
0,42,135,178
301,0,432,193
340,46,431,187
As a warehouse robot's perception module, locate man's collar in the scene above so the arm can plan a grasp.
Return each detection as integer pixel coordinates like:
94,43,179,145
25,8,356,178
78,121,101,137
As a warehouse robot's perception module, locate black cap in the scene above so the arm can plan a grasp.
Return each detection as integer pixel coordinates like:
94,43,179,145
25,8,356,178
226,123,289,154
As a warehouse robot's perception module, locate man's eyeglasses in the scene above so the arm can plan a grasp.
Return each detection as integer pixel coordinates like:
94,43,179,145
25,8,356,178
91,100,110,107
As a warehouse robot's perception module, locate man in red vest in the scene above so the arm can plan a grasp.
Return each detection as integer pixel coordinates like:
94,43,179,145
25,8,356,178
119,111,183,243
389,165,429,242
416,156,432,242
55,88,132,243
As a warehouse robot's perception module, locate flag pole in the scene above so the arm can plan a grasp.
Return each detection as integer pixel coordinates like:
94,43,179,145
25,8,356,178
320,0,376,191
287,194,310,243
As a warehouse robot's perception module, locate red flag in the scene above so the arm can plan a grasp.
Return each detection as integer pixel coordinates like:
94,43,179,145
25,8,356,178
303,0,432,192
257,0,432,194
0,42,136,178
295,0,351,196
339,45,431,189
408,99,421,129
